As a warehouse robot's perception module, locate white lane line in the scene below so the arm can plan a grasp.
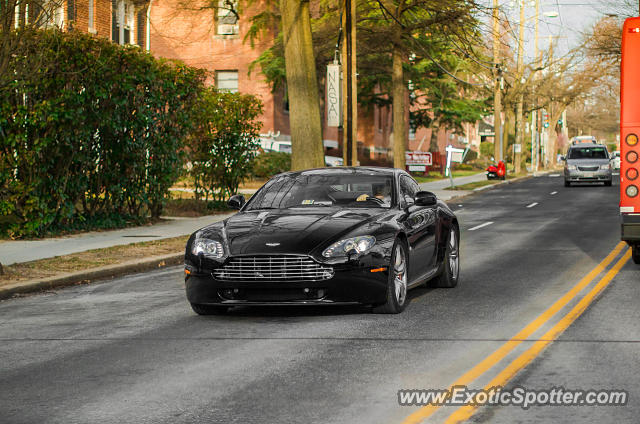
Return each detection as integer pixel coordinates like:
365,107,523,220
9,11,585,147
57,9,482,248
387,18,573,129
549,174,561,177
468,221,494,231
526,202,539,208
550,191,558,195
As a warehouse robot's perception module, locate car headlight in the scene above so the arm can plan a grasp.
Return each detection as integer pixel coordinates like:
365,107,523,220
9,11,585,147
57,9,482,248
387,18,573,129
567,165,577,171
322,236,376,257
600,164,611,170
192,238,224,259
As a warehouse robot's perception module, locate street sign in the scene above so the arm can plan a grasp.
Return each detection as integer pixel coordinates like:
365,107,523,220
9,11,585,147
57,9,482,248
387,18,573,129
514,143,522,153
405,151,432,166
445,145,465,179
446,145,465,164
326,63,341,127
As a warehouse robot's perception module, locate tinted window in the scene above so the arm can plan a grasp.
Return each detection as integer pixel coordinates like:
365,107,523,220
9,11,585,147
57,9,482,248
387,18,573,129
400,175,419,205
568,147,608,160
245,173,394,210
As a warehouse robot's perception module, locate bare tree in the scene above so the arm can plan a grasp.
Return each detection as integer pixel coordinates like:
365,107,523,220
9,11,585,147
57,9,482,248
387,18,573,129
0,0,66,90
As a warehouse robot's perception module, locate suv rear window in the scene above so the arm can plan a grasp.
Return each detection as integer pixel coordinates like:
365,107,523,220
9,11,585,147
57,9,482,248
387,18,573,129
568,147,608,160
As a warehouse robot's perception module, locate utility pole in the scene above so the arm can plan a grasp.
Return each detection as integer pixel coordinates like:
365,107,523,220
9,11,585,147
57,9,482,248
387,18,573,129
341,0,357,167
546,34,553,167
532,0,540,172
515,0,525,174
492,0,503,162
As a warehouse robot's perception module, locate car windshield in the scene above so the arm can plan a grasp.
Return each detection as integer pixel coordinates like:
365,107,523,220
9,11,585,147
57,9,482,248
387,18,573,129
245,173,394,210
568,147,608,160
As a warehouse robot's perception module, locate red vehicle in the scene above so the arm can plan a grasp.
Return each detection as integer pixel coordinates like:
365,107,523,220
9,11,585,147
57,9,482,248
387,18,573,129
620,18,640,263
486,161,506,180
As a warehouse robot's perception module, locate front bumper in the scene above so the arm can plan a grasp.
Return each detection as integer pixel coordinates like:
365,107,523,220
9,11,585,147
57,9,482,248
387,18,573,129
564,168,612,182
622,213,640,243
185,255,391,307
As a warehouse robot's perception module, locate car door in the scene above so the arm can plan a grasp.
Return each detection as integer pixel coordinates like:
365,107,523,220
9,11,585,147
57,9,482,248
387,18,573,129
399,174,438,282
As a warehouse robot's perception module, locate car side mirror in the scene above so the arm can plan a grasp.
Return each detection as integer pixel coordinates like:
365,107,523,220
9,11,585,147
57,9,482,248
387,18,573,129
227,194,245,210
415,191,437,207
560,155,566,161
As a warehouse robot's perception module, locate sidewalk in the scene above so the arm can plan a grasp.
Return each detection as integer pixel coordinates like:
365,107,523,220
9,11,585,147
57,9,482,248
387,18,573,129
0,214,232,266
0,172,495,266
419,172,487,201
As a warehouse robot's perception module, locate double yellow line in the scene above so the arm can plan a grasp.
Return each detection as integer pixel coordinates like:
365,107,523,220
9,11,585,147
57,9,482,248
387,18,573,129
402,241,631,424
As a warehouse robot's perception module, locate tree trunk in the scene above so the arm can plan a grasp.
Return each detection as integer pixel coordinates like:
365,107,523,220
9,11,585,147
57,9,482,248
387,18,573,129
280,0,324,170
392,45,406,170
548,108,564,167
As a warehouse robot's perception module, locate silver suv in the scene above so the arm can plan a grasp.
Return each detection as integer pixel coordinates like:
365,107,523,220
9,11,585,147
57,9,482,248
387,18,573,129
563,143,612,187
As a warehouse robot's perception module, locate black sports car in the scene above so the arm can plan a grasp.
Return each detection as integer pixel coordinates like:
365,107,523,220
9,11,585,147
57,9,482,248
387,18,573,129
184,167,460,314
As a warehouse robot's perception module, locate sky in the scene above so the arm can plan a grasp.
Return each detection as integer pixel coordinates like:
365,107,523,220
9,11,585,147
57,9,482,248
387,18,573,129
497,0,632,63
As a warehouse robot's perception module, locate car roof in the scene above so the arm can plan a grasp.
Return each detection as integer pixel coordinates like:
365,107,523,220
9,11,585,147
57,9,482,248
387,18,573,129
570,142,603,148
282,166,402,177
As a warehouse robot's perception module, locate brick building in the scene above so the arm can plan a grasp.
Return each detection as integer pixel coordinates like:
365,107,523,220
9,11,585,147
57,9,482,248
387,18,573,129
148,1,479,165
19,0,148,47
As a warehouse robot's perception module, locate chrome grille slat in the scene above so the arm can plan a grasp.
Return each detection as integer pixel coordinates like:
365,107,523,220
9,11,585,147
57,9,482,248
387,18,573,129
213,255,334,282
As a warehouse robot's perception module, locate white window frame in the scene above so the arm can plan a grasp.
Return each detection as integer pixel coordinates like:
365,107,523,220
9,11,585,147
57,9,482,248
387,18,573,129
216,0,238,36
216,70,239,93
88,0,95,33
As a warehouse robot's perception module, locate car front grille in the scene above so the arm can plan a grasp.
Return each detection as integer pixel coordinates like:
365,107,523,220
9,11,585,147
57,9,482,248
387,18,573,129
578,166,599,171
213,255,334,282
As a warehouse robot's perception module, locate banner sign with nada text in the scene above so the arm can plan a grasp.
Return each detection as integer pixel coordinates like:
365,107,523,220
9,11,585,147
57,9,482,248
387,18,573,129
326,63,342,127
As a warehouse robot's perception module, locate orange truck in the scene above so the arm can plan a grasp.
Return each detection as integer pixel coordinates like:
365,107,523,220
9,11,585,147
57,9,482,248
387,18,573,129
620,17,640,263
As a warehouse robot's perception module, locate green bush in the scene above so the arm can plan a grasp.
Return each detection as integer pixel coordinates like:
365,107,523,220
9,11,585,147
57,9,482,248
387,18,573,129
0,29,205,238
480,141,494,159
463,149,478,163
455,164,473,171
251,151,291,179
189,88,263,202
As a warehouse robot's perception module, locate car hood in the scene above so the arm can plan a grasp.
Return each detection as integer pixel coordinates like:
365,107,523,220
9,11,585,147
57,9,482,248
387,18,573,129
217,208,389,256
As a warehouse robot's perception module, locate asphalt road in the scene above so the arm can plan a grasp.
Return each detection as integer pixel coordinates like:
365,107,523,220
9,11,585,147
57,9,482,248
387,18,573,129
1,174,638,424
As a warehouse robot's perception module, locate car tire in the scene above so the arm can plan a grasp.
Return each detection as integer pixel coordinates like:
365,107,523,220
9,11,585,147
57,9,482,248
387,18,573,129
564,180,571,187
633,244,640,265
373,240,408,314
605,180,612,187
432,226,460,288
190,303,228,315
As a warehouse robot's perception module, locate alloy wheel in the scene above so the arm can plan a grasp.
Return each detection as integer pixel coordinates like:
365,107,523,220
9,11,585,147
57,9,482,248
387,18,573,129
393,244,407,305
448,228,459,281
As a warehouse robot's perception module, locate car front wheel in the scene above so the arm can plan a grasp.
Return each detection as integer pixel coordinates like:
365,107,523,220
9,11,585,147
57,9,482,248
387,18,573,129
633,244,640,265
373,240,408,314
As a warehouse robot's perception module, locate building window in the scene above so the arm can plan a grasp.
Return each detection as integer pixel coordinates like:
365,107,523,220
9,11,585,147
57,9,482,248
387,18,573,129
216,71,239,93
42,1,65,29
376,107,384,133
137,9,146,47
112,0,135,45
67,0,75,29
217,0,238,35
88,0,95,32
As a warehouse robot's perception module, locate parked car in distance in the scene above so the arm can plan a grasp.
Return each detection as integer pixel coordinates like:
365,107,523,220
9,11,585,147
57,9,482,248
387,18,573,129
611,151,621,170
562,142,612,187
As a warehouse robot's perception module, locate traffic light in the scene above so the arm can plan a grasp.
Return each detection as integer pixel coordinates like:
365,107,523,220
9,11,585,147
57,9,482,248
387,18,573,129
543,112,550,129
557,119,563,127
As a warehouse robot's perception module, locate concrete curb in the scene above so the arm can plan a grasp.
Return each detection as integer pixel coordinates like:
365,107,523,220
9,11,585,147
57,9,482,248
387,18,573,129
0,252,184,300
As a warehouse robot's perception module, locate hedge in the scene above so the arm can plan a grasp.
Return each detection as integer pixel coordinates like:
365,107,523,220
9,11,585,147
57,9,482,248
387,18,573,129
0,29,206,238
